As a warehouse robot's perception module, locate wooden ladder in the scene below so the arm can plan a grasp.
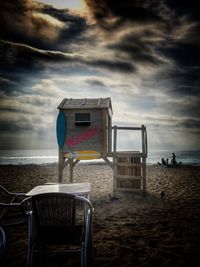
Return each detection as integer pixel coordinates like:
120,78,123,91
112,125,147,193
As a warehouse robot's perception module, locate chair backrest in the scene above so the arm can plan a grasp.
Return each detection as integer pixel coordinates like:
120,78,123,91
30,193,93,244
0,227,6,258
0,185,12,203
0,185,29,226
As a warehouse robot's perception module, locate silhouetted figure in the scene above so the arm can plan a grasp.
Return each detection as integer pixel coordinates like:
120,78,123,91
166,158,169,166
171,153,177,167
162,158,166,166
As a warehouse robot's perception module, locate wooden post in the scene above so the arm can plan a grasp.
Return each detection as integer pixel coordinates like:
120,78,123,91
145,126,148,156
142,157,146,192
113,126,117,193
141,125,147,193
102,109,107,158
58,148,63,183
108,118,112,156
141,125,145,155
69,159,74,183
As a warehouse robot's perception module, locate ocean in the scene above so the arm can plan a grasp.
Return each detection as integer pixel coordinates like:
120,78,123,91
0,149,199,166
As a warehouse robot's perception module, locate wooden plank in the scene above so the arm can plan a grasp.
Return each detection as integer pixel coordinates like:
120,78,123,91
58,98,112,110
103,157,113,169
58,148,64,183
108,115,112,154
69,159,73,183
116,163,143,167
111,126,142,130
116,152,143,157
64,150,101,160
113,126,117,192
142,157,146,191
102,109,107,157
116,175,144,179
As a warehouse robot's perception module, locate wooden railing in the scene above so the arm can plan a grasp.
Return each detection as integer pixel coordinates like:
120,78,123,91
109,125,148,156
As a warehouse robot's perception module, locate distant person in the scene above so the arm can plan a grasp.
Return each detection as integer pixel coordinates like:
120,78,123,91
166,158,169,166
162,158,166,166
171,153,177,167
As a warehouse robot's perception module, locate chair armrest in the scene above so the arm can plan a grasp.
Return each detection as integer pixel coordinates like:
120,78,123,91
0,185,25,196
0,202,22,207
0,197,31,206
11,193,26,199
26,210,33,216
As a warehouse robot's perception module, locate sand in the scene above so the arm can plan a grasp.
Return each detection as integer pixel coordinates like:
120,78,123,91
0,163,200,267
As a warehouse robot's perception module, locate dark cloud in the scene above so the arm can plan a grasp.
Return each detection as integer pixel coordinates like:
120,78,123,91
107,31,165,65
42,5,88,46
85,0,167,29
0,0,199,150
179,118,200,129
0,39,74,68
88,59,135,73
1,0,199,90
0,1,87,51
161,43,200,67
166,0,200,20
86,1,200,63
0,0,91,97
170,69,200,97
0,120,33,133
0,38,135,97
85,79,106,87
0,39,65,96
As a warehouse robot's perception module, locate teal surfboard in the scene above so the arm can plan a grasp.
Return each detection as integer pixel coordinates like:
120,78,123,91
56,111,66,148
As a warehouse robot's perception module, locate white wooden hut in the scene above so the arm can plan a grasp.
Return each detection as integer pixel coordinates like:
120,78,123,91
57,97,112,182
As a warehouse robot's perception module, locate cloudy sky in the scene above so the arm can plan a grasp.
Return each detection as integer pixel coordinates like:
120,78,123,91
0,0,199,151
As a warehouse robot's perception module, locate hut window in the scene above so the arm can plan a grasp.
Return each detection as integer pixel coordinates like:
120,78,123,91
75,113,91,126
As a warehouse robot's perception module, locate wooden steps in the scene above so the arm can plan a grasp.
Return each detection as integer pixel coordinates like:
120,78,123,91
113,151,146,192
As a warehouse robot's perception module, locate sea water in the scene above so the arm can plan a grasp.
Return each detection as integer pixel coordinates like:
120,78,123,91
0,149,199,166
0,150,58,165
147,150,200,166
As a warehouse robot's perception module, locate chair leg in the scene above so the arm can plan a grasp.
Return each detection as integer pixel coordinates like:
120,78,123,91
82,242,93,267
0,227,6,258
81,246,85,267
88,242,93,267
26,243,34,267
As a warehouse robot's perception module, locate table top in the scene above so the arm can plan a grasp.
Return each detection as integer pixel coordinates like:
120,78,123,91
26,183,91,197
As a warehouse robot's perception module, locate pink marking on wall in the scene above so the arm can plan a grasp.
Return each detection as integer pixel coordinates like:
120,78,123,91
66,127,100,148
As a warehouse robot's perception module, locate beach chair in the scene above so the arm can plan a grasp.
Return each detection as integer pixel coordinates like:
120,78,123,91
0,185,29,226
26,192,94,267
0,227,6,258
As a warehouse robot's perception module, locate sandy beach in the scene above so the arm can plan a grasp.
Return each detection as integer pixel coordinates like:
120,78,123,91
0,163,200,267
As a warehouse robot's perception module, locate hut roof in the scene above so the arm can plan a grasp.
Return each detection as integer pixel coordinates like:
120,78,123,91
57,98,112,113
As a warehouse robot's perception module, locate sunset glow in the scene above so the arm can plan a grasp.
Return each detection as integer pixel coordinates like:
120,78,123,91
36,0,85,10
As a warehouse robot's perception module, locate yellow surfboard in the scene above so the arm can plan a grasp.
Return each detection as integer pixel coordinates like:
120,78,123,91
64,150,101,160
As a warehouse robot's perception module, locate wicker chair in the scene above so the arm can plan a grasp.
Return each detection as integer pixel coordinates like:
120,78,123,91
26,192,94,267
0,227,6,259
0,185,29,226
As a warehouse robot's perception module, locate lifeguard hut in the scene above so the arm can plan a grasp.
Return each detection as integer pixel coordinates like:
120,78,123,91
56,97,148,193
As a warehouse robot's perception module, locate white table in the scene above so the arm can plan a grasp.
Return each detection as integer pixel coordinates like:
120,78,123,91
26,183,91,199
